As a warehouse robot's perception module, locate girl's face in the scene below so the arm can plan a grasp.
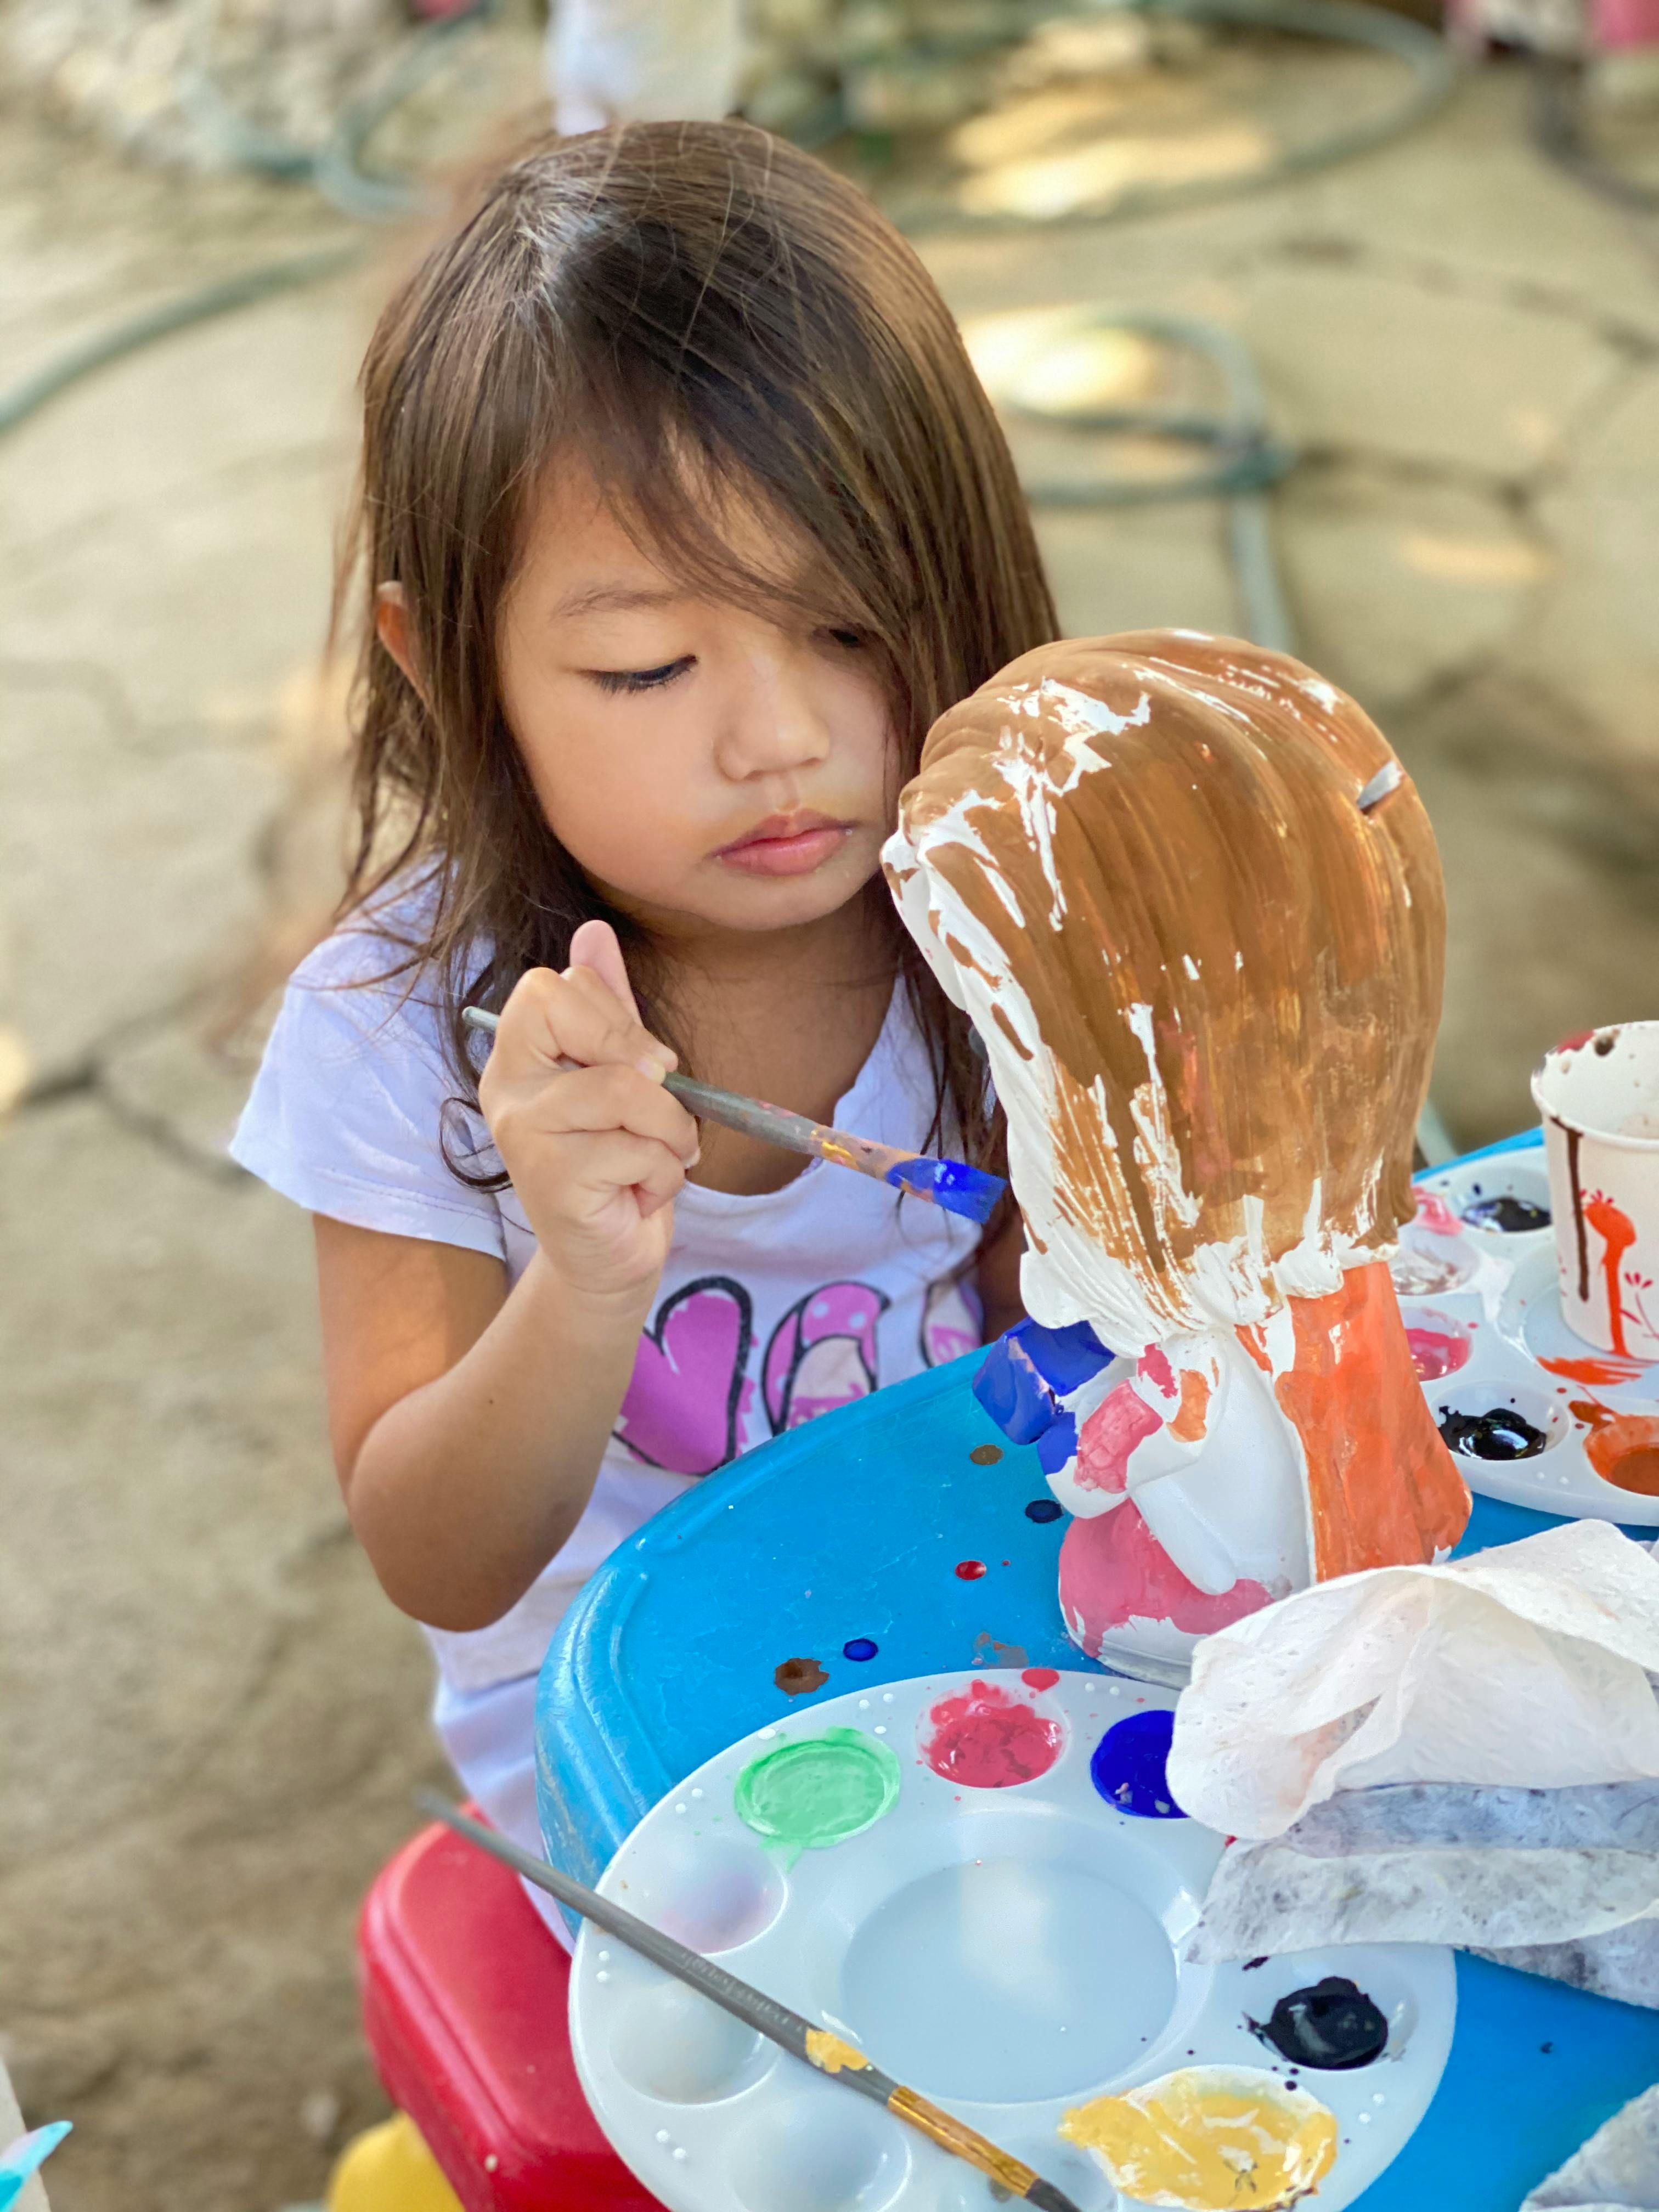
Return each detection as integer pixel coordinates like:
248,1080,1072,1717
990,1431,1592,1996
494,464,896,943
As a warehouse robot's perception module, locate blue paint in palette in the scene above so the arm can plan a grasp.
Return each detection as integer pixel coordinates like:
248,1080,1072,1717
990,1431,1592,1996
1090,1708,1187,1819
1024,1498,1063,1523
842,1637,879,1662
884,1154,1006,1224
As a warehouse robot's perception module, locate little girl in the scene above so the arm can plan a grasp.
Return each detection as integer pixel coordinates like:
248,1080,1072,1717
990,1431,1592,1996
233,120,1056,1925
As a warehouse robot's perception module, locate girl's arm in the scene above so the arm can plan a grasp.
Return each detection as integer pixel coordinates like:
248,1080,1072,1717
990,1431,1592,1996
977,1203,1026,1342
315,929,698,1632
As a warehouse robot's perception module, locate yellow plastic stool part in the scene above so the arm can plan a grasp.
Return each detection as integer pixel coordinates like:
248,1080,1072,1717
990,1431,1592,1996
327,2112,465,2212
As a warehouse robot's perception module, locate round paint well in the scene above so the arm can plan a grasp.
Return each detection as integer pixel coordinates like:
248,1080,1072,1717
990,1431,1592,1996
1390,1234,1477,1298
1398,1305,1475,1383
726,2094,909,2212
1582,1412,1659,1495
918,1678,1065,1789
644,1832,788,1955
1440,1161,1553,1237
734,1729,901,1854
842,1638,879,1663
1434,1381,1566,1463
608,1980,775,2104
837,1855,1179,2102
1248,1976,1389,2070
1090,1708,1186,1819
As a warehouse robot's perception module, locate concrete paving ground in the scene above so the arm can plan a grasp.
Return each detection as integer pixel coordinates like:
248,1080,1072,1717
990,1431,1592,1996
2,45,1658,2212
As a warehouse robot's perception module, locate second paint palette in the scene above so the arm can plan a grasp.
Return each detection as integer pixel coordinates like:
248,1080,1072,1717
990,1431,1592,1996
569,1670,1454,2212
1406,1141,1659,1523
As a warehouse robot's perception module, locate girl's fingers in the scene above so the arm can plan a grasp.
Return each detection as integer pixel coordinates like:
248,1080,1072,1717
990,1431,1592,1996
518,1063,699,1163
563,1130,686,1211
494,966,674,1080
567,918,641,1021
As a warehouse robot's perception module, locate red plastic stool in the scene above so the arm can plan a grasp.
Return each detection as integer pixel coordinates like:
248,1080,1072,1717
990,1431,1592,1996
359,1814,665,2210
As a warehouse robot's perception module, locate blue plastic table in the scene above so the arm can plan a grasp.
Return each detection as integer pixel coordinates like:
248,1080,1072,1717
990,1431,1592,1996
539,1128,1659,2208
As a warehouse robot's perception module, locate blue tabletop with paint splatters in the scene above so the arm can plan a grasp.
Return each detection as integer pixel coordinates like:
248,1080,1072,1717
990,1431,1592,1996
538,1126,1659,2210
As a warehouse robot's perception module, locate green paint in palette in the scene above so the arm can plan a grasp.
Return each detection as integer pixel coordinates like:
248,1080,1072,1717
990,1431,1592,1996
733,1728,900,1863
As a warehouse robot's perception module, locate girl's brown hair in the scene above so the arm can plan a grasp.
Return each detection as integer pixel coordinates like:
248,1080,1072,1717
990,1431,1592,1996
341,119,1056,1177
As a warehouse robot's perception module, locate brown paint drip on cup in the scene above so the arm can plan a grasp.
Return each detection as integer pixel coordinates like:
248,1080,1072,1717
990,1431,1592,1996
893,634,1446,1321
1566,1123,1590,1304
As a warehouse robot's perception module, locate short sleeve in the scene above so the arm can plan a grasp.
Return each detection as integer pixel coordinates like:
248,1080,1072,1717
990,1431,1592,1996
230,922,506,1262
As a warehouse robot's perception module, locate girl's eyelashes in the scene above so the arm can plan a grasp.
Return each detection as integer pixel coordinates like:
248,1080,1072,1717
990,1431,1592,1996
589,655,695,696
822,626,865,651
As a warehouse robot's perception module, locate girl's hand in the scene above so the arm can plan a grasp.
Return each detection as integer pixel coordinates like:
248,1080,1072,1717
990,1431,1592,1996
478,921,699,1305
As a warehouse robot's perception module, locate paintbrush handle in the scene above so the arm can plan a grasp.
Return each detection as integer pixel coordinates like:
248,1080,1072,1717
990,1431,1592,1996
460,1006,1005,1224
417,1794,1083,2212
464,1009,927,1183
660,1073,823,1154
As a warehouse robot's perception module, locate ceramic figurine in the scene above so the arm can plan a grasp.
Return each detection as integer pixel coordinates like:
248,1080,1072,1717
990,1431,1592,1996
884,631,1471,1681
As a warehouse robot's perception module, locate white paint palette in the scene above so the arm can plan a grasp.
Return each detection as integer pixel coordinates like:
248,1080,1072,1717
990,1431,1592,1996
569,1671,1454,2212
1404,1146,1659,1525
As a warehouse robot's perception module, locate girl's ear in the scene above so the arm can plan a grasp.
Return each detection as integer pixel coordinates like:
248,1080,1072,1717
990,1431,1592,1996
375,582,422,693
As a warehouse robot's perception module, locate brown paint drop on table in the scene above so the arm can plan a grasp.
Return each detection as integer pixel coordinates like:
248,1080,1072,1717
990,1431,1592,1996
969,1443,1003,1465
774,1656,828,1697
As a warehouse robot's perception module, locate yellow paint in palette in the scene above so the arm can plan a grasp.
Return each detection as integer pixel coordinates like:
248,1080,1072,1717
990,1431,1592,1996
1060,2066,1338,2211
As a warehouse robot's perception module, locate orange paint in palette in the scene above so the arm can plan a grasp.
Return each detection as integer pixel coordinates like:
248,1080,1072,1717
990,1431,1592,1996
1571,1398,1659,1496
1541,1351,1648,1387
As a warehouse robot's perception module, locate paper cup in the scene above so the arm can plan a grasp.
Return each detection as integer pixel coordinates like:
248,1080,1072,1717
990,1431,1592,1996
1532,1022,1659,1361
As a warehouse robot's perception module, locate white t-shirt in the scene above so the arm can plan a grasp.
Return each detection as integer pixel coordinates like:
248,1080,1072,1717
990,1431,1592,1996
232,895,985,1695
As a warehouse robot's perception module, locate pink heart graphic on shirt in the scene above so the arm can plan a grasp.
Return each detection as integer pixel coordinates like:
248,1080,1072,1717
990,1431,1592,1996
763,1280,888,1434
613,1274,754,1476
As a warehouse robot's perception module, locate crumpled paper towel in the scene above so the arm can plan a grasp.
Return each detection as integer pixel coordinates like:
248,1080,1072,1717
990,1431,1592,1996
1166,1521,1659,1841
1522,2083,1659,2210
1186,1778,1659,2007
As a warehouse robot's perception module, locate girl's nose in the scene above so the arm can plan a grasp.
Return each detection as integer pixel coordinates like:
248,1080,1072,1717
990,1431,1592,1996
714,646,832,782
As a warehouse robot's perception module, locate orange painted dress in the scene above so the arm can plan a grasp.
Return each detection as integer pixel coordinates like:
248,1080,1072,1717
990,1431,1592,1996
1262,1262,1469,1578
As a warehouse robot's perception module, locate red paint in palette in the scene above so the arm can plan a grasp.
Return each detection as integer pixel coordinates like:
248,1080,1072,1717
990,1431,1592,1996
955,1559,987,1580
921,1678,1064,1788
1405,1326,1471,1381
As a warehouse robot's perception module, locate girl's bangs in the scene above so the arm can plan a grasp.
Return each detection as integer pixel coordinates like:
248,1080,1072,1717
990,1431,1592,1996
555,354,888,647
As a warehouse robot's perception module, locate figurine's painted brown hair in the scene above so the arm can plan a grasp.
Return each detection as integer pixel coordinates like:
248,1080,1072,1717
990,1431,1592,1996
895,632,1446,1295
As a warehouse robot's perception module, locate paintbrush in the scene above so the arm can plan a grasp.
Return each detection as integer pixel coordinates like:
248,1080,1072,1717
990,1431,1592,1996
417,1793,1086,2212
460,1006,1005,1224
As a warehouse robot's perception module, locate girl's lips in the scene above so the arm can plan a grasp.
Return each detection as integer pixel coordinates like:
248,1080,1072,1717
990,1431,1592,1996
715,821,855,877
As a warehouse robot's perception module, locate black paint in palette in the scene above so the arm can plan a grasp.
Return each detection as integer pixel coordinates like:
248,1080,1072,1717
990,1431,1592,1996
1249,1978,1389,2070
1438,1406,1549,1460
1460,1192,1551,1233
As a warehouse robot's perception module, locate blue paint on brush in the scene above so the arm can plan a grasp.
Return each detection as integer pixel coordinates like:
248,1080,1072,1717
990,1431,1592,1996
884,1154,1005,1224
